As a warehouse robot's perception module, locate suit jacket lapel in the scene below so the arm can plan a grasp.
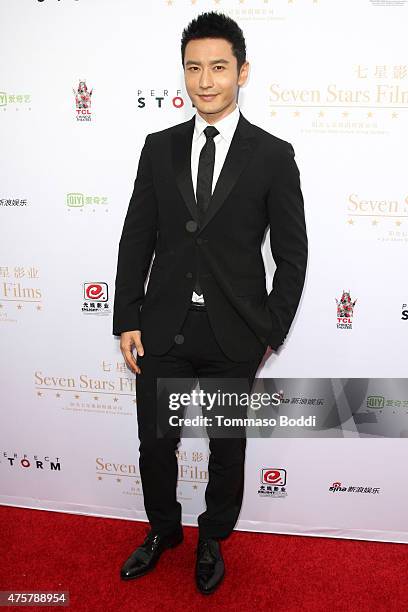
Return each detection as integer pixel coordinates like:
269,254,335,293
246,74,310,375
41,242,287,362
172,115,198,224
172,110,258,235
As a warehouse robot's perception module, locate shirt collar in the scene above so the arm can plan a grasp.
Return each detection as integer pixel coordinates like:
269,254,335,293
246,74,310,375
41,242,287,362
193,103,240,144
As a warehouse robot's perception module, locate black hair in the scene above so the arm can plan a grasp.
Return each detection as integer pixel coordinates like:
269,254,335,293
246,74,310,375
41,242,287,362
181,11,246,73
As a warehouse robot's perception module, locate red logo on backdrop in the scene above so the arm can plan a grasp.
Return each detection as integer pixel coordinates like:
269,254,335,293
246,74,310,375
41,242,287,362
84,283,108,302
336,289,357,330
73,79,93,121
261,468,286,486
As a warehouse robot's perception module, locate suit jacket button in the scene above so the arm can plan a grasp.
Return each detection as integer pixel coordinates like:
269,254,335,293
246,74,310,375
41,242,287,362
174,334,184,344
186,272,193,278
186,220,198,232
196,237,203,245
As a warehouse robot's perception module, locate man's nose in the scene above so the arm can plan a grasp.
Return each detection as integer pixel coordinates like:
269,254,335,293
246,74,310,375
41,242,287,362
199,67,214,88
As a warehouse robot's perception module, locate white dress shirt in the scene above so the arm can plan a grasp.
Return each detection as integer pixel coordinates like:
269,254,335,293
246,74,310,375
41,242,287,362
190,103,240,303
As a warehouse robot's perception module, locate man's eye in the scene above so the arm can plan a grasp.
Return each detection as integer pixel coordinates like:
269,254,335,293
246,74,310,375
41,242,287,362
214,66,225,70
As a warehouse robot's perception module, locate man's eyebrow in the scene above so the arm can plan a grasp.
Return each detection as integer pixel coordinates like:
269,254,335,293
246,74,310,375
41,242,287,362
185,59,230,66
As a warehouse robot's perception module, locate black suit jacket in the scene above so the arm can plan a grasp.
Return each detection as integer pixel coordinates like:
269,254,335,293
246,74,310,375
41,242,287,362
112,110,308,362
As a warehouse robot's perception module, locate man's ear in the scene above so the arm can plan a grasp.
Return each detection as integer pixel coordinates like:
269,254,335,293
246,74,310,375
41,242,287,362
238,61,250,86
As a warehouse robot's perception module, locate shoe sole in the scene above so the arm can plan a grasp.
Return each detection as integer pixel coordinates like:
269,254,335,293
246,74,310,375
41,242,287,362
120,534,183,581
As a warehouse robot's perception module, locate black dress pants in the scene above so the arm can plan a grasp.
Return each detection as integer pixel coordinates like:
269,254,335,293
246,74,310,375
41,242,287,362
135,304,265,540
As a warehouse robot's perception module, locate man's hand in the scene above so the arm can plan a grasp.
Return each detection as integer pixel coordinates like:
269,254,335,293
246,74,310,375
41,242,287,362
120,330,144,375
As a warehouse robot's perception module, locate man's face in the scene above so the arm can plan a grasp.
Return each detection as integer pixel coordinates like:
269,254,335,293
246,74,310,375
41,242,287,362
183,37,249,123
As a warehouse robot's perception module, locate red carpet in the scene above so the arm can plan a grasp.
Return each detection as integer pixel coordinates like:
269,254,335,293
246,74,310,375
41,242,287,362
0,505,407,611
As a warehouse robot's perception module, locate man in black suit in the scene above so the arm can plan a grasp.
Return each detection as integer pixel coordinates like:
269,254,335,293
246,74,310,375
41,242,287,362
113,11,308,595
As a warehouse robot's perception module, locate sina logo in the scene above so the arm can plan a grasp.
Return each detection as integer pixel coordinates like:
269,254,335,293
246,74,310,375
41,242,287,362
329,481,347,492
336,290,357,330
73,79,93,122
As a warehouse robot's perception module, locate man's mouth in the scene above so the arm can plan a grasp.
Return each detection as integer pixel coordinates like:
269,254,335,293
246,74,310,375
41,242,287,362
198,94,218,101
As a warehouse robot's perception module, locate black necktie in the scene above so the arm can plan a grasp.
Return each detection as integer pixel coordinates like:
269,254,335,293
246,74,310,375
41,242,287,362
194,125,219,296
196,125,219,218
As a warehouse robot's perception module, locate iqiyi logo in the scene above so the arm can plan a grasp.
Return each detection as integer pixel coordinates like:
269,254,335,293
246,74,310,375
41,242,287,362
66,193,108,209
0,92,31,106
367,396,384,409
67,193,84,208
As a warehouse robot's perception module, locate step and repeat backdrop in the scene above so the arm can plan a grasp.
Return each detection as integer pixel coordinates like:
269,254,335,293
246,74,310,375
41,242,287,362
1,0,407,543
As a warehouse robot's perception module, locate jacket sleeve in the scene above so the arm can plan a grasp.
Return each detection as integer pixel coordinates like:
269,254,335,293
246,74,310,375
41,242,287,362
112,134,158,336
264,141,308,350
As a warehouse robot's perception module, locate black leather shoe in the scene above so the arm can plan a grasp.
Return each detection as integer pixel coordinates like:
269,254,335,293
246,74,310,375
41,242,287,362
195,538,225,594
120,527,183,580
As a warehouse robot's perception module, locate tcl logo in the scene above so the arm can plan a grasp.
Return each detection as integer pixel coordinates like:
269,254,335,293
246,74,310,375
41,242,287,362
261,469,286,486
84,282,108,302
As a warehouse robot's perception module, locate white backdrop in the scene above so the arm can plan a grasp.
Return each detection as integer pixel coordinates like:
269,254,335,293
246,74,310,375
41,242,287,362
1,0,407,543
